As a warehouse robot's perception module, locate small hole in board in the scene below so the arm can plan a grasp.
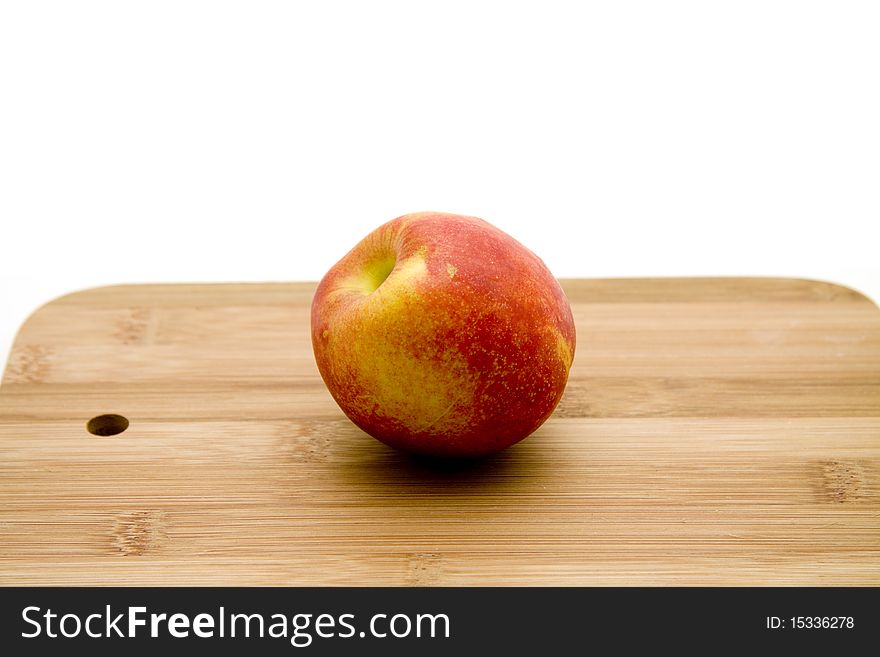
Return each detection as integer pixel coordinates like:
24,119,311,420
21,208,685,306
87,414,129,436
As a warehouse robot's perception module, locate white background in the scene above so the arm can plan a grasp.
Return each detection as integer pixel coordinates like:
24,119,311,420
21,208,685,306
1,1,878,373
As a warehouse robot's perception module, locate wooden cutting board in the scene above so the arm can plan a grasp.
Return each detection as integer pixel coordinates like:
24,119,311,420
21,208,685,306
1,278,878,586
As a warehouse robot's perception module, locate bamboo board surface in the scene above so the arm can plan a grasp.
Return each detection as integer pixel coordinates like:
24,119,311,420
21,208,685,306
1,278,879,585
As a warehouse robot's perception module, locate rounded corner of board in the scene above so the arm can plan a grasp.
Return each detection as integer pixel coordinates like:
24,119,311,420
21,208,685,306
4,283,144,351
28,283,136,313
788,276,880,310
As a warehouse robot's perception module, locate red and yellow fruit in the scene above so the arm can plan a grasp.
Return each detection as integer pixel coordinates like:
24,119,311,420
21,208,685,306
311,212,576,457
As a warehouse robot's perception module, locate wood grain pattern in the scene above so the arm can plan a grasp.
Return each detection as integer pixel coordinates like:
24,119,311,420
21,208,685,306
1,278,879,585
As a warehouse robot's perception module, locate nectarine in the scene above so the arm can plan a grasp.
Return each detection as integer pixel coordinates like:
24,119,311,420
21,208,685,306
311,212,575,457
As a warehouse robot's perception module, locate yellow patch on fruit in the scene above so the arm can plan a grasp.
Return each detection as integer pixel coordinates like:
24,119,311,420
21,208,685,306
349,336,475,435
446,263,457,279
341,309,476,435
554,328,574,369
